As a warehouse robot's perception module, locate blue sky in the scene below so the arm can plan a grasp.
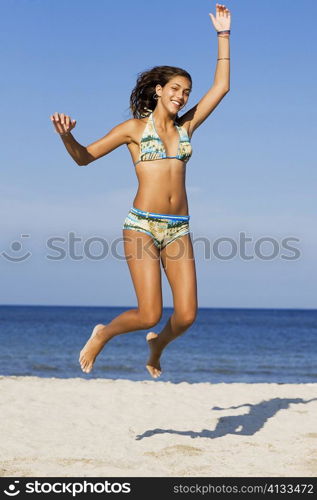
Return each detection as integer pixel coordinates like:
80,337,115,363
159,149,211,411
1,0,316,309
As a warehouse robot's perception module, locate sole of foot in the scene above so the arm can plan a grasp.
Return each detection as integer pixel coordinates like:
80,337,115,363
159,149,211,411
146,331,162,379
79,323,106,374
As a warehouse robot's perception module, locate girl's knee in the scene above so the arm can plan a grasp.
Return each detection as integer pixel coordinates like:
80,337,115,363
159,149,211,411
175,309,197,329
138,309,162,329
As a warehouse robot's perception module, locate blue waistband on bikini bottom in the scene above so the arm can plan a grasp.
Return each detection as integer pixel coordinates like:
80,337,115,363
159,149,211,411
130,206,190,221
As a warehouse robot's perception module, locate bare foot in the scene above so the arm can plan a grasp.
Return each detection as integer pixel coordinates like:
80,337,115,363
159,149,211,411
79,323,112,373
146,332,162,379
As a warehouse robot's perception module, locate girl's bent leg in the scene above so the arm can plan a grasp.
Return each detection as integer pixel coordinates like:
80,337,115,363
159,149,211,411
79,229,163,373
146,233,198,377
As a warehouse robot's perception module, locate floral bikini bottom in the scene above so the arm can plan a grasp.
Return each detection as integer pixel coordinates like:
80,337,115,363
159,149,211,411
123,206,190,250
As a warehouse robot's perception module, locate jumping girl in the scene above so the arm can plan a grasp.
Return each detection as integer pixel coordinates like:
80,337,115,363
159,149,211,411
50,3,231,379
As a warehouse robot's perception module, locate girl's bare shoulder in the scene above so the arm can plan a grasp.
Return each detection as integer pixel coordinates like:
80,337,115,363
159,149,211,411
125,116,148,144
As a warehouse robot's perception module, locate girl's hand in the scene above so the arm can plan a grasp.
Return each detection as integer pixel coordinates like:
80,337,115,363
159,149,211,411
50,112,76,136
209,3,231,32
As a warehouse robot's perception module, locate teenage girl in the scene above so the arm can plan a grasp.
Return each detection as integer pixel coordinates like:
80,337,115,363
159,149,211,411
50,3,231,378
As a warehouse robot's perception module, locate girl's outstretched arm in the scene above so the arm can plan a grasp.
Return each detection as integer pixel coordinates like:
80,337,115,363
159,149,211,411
50,112,132,166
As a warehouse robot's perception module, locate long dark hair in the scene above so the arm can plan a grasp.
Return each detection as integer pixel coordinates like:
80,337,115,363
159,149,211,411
129,65,192,123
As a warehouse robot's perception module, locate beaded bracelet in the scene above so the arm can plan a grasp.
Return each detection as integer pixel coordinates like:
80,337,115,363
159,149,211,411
217,30,230,35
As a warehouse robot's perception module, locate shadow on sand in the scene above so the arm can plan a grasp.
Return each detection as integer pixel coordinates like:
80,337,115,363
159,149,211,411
135,397,317,440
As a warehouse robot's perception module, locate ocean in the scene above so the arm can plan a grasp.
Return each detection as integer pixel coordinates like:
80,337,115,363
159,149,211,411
0,305,316,383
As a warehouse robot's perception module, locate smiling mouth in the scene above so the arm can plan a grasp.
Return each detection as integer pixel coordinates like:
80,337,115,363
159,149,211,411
171,101,182,107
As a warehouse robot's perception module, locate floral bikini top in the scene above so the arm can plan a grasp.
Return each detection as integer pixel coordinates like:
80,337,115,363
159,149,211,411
134,111,192,166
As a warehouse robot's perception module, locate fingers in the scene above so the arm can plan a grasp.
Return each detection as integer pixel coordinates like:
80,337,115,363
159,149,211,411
216,3,230,18
50,112,76,135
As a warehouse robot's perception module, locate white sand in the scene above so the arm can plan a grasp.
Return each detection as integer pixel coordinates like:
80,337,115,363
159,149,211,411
1,376,316,477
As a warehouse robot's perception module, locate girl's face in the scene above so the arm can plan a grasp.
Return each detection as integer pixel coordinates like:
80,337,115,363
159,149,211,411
156,76,191,114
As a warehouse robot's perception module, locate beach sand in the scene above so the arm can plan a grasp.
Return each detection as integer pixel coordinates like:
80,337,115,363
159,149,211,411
1,376,316,477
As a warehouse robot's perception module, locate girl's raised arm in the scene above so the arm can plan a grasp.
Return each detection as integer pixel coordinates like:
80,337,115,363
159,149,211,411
179,3,231,137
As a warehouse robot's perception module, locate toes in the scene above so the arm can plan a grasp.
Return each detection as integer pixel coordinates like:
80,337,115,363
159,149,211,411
146,365,161,379
81,359,92,373
79,356,89,373
146,365,154,378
